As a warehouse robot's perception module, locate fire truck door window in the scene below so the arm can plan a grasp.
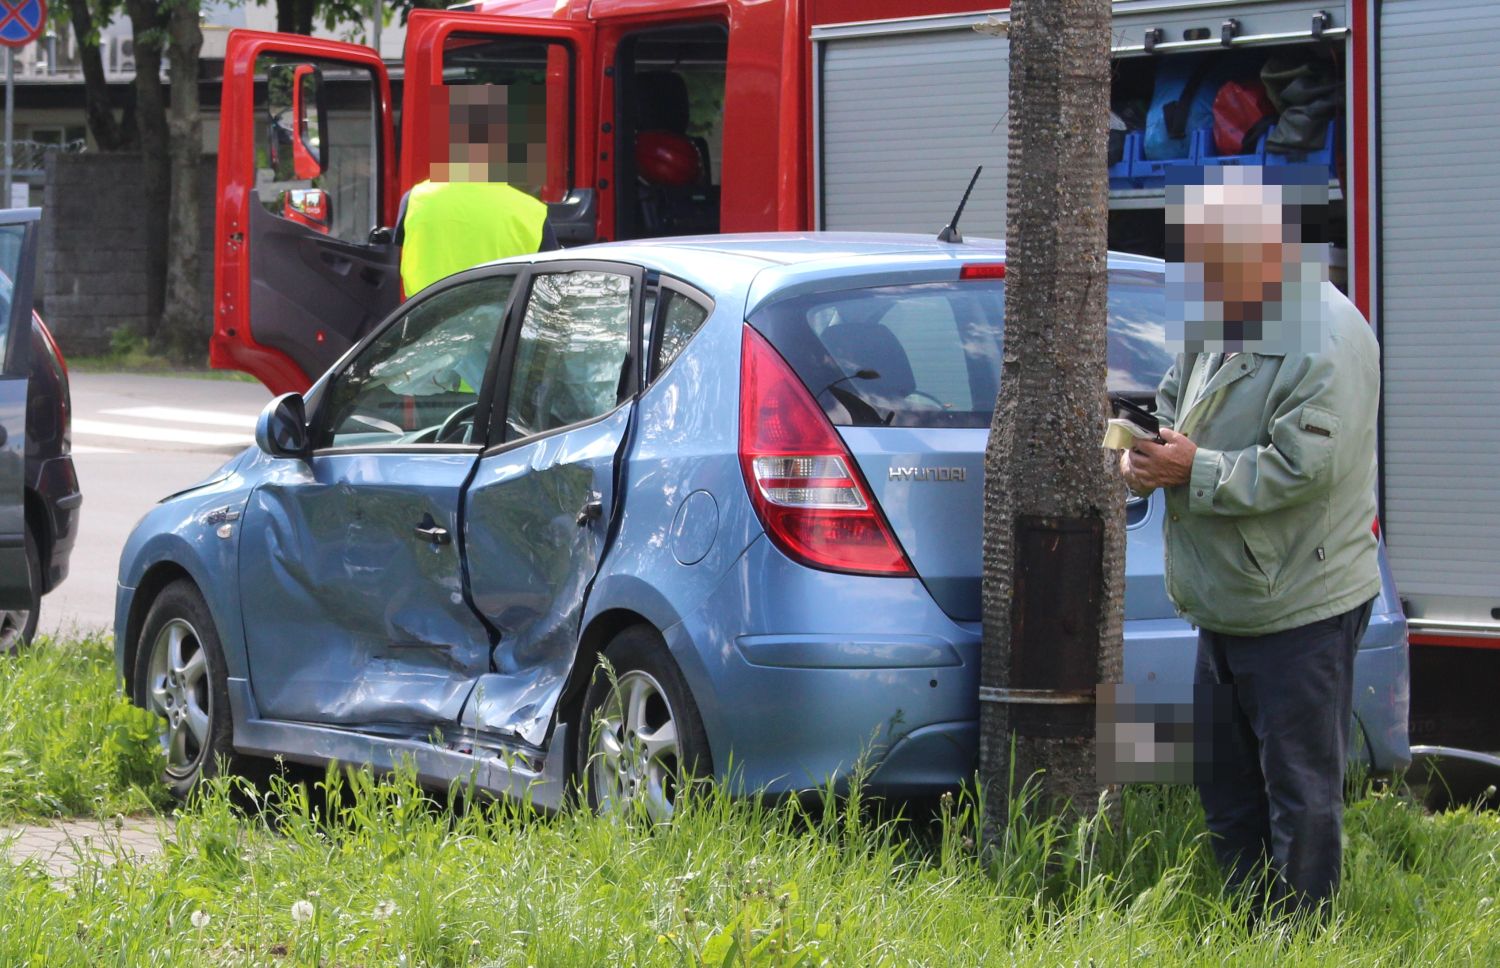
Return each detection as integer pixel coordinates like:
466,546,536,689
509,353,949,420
440,35,571,204
256,56,379,246
615,25,727,240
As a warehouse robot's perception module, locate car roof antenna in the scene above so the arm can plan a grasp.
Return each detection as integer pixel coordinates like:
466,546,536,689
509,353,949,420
937,166,983,244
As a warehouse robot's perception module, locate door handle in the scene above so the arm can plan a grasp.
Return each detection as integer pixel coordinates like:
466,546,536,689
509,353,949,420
576,499,604,527
413,516,451,545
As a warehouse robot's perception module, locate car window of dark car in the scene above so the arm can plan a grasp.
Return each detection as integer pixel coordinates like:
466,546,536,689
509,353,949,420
747,271,1172,428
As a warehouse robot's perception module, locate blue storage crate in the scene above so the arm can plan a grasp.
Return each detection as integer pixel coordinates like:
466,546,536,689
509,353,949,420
1265,117,1341,171
1107,131,1140,188
1192,126,1270,168
1107,119,1340,194
1130,141,1198,183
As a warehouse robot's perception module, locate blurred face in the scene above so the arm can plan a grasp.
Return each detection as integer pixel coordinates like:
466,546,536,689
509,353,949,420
427,84,548,193
1182,215,1286,337
1166,170,1328,354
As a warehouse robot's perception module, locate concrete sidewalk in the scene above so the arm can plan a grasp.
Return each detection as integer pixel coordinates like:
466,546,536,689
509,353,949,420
0,816,169,879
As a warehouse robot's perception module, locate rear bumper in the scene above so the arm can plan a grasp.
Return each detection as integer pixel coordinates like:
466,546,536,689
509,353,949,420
28,454,81,593
665,536,980,796
666,539,1411,794
1122,611,1411,774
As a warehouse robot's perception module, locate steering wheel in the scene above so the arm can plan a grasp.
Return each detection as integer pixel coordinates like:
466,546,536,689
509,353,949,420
435,401,479,444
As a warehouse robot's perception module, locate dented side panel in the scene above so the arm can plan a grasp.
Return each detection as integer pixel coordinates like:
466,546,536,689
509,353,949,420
239,450,492,727
460,406,632,746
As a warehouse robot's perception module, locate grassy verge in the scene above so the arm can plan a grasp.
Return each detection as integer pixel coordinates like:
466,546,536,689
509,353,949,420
4,638,1499,965
64,331,257,381
65,355,260,381
0,636,166,820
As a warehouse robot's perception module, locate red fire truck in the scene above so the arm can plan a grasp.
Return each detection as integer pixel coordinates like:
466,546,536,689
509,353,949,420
212,0,1500,746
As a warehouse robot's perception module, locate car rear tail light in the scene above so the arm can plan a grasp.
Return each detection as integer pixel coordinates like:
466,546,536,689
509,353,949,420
960,263,1006,280
738,325,913,577
1373,515,1381,538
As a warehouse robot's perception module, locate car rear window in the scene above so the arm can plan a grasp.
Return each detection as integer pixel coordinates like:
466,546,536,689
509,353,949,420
747,272,1171,428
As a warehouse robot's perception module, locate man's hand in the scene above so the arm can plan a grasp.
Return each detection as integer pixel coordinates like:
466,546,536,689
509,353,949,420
1126,428,1197,490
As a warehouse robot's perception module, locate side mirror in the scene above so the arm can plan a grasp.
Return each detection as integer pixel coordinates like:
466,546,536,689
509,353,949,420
368,225,394,245
255,392,310,459
546,188,597,245
282,188,331,233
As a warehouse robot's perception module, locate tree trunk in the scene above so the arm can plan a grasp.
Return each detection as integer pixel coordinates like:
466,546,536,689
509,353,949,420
159,0,204,361
277,0,317,35
979,0,1121,825
126,0,169,337
296,0,316,37
64,0,134,151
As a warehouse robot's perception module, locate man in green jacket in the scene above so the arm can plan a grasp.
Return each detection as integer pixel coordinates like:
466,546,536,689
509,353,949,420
1121,171,1380,918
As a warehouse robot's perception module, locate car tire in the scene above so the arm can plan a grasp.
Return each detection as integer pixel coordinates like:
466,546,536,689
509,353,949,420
0,526,42,656
133,580,235,801
576,624,712,820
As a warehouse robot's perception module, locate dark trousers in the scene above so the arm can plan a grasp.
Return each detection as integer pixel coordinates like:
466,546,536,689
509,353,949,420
1193,598,1374,916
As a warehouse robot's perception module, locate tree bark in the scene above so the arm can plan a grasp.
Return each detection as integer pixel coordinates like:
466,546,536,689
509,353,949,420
64,0,134,151
979,0,1122,826
126,0,169,337
159,0,204,361
278,0,317,35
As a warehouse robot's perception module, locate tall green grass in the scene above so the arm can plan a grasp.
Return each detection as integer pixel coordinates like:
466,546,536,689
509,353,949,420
0,635,166,819
3,638,1499,965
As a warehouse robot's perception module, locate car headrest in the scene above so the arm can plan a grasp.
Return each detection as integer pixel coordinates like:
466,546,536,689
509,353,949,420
821,322,916,399
636,72,691,134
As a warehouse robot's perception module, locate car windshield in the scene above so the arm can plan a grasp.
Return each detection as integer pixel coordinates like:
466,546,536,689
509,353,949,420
747,272,1172,428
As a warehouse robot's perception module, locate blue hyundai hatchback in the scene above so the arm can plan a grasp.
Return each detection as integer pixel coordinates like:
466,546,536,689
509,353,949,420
115,233,1410,812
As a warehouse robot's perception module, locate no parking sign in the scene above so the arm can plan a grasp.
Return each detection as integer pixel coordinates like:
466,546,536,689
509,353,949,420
0,0,44,48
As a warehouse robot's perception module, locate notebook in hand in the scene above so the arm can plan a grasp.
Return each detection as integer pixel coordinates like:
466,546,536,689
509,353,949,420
1103,395,1165,449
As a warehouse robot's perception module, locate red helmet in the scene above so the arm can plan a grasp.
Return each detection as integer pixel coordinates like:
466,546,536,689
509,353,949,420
635,129,700,186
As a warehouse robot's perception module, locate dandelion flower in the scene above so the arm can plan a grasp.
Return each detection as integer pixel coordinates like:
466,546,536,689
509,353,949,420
291,900,315,923
374,900,398,920
190,910,211,930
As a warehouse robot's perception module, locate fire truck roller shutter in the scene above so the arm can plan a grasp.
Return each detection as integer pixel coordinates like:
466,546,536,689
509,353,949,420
1378,0,1500,634
817,23,1009,237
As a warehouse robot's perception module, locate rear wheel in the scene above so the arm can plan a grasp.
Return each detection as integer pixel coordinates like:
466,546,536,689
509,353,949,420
0,527,41,655
134,580,235,800
577,625,711,820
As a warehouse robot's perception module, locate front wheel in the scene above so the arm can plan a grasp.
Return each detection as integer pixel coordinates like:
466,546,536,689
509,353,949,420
134,580,235,800
577,625,712,820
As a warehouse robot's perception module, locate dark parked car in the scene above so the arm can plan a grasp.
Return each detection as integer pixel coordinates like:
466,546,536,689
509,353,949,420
1,211,79,653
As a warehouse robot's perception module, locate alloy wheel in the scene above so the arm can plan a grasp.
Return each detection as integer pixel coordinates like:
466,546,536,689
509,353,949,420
588,669,682,821
145,617,212,774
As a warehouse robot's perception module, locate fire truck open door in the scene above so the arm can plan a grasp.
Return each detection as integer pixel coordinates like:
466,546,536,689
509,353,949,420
212,31,399,394
401,9,597,244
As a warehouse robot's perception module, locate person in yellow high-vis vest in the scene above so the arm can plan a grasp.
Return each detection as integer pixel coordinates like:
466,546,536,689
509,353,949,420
395,85,558,297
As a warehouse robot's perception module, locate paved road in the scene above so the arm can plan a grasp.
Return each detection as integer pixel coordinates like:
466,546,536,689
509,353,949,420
1,817,168,879
39,373,271,639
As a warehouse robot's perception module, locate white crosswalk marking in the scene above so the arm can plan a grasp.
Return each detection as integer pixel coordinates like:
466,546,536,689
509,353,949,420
72,415,254,450
102,405,258,430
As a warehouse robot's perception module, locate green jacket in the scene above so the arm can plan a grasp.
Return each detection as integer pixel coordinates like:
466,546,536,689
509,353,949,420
1151,283,1381,636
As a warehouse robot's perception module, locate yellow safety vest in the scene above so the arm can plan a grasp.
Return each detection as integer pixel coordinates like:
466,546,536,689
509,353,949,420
399,180,547,296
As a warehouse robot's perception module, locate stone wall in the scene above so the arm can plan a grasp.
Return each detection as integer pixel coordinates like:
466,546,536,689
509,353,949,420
39,153,216,357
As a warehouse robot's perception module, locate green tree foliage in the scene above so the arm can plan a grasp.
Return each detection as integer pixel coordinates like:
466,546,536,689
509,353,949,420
267,0,447,37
